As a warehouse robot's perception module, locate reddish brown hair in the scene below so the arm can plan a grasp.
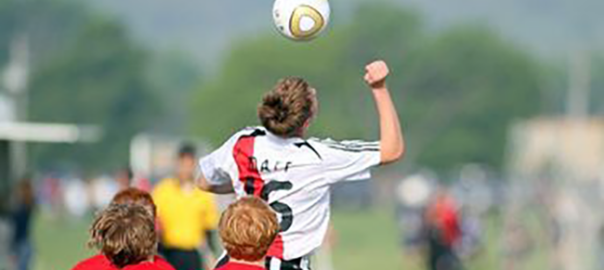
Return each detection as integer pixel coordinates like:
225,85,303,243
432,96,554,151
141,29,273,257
258,77,316,137
219,197,279,262
89,204,157,268
111,188,156,218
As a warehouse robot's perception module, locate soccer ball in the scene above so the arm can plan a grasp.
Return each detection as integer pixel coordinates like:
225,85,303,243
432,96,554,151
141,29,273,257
273,0,331,41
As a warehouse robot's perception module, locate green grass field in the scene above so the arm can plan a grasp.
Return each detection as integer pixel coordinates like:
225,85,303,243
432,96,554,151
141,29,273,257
31,208,550,270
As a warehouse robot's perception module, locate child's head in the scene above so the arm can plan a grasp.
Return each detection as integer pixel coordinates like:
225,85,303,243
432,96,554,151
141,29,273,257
111,187,157,218
219,196,279,262
89,204,157,268
258,77,318,138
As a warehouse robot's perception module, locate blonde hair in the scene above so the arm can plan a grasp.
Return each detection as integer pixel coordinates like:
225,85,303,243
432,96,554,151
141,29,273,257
258,77,315,137
88,204,157,268
219,197,279,262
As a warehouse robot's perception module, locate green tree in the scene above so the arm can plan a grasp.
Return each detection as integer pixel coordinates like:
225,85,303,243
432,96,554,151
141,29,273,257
146,51,203,132
0,0,90,65
400,27,544,171
25,12,160,170
191,2,421,143
190,3,546,174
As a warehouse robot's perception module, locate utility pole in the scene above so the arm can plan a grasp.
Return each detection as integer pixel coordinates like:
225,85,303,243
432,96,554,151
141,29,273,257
561,49,595,270
567,50,590,119
2,33,30,180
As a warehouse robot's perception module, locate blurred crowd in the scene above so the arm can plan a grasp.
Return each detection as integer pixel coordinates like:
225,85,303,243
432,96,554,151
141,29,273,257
0,144,230,270
32,168,149,220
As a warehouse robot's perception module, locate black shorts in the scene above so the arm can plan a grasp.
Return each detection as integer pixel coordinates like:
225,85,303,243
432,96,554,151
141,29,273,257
160,245,204,270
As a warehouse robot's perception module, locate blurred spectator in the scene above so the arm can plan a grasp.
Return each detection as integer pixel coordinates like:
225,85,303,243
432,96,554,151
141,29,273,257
11,178,36,270
90,176,119,211
423,189,463,270
116,167,134,191
115,166,153,192
456,212,483,260
502,218,534,270
395,173,435,269
72,203,174,270
63,178,90,218
40,175,62,219
153,144,219,270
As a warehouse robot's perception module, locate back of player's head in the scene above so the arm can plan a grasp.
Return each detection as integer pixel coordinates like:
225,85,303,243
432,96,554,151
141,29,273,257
178,143,197,159
258,77,316,138
89,203,157,268
219,196,279,262
111,187,157,218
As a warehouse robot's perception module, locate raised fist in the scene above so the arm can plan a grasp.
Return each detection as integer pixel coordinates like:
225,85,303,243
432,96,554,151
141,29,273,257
364,60,389,88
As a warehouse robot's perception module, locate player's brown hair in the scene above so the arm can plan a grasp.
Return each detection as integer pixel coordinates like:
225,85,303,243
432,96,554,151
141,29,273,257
258,77,316,137
219,196,279,262
88,204,157,268
111,187,157,218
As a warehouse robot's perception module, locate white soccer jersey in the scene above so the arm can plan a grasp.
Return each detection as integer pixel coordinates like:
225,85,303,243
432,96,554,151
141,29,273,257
199,126,381,260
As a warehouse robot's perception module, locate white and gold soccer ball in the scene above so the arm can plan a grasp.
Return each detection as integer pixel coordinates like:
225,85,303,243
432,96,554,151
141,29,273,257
272,0,331,41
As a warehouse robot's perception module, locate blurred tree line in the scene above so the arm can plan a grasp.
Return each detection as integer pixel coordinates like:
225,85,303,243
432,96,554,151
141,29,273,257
191,3,550,174
1,0,601,175
0,0,200,172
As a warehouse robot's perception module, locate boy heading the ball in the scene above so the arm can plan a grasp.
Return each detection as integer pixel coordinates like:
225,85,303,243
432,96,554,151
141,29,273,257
198,60,404,270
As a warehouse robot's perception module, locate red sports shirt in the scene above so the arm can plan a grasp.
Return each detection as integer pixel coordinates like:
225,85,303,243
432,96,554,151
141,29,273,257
72,254,175,270
216,262,266,270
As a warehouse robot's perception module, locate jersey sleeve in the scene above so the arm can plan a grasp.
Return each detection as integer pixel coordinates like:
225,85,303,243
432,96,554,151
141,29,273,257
311,138,381,184
198,134,239,186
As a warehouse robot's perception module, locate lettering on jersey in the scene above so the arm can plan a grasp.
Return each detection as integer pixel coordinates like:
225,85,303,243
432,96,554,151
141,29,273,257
247,157,294,173
284,161,293,172
261,160,270,173
248,156,258,171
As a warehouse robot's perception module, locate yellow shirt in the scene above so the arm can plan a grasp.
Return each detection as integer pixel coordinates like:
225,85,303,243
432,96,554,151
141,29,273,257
152,178,219,249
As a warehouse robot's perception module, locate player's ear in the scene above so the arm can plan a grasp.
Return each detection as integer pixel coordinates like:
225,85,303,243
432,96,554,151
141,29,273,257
299,118,312,137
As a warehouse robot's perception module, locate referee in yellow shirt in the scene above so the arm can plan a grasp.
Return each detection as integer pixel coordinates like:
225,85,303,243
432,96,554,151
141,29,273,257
153,144,220,270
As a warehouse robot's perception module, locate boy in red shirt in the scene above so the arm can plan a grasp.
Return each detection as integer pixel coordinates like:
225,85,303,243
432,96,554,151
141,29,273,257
72,188,174,270
216,197,280,270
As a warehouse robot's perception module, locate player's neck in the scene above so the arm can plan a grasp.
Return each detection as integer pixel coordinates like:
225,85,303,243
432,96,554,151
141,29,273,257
296,128,308,138
230,258,265,268
177,173,193,183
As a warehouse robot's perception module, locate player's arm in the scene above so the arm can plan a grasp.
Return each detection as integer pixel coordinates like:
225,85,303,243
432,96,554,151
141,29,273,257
197,175,234,194
197,134,239,194
364,60,405,165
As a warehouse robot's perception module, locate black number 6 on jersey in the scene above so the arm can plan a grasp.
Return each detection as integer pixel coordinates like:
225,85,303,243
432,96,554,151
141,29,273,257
253,181,293,232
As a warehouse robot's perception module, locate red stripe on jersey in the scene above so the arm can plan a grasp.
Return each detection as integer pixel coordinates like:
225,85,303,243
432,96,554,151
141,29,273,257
266,234,284,258
233,136,264,197
233,134,285,259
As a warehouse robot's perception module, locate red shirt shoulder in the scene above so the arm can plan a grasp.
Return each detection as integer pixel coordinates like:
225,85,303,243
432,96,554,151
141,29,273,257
124,256,176,270
216,262,265,270
72,254,115,270
72,255,175,270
